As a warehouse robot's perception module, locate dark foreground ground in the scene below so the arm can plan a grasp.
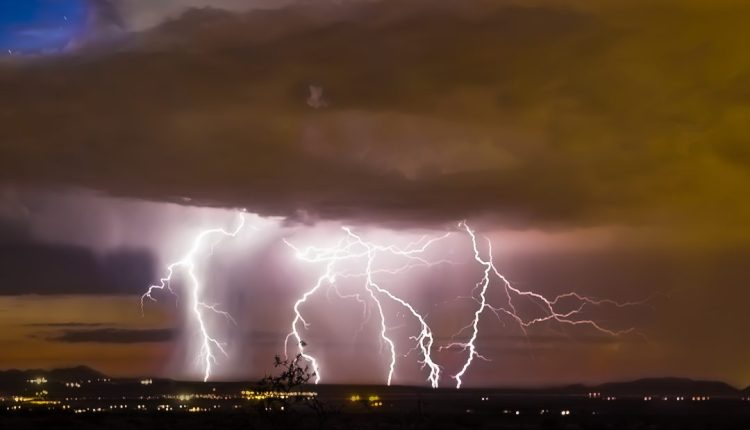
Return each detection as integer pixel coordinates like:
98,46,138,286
4,401,750,430
2,412,750,430
4,374,750,429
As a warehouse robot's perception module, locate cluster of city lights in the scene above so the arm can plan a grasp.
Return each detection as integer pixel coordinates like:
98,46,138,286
349,394,383,407
0,384,737,416
240,390,317,401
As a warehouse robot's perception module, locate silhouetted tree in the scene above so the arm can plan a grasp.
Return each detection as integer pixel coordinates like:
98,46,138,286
260,351,313,392
257,347,338,429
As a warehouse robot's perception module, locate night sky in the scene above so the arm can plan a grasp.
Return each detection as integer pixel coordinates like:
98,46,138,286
1,0,749,387
0,0,88,53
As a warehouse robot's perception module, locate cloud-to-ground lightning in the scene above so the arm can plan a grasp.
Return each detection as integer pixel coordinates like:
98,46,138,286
140,214,645,387
286,222,646,388
446,222,647,388
284,230,451,387
141,212,247,382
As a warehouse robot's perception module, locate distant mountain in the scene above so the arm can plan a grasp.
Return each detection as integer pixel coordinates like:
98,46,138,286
47,366,107,381
309,378,743,398
582,378,739,396
0,367,742,398
0,366,106,390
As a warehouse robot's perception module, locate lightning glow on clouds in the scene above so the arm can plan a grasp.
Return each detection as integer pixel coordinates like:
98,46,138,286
142,210,645,387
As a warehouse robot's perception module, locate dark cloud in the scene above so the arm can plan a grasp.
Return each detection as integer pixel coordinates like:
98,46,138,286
25,322,111,327
102,0,296,32
0,242,156,295
0,0,747,236
47,327,175,343
83,0,125,40
0,188,30,241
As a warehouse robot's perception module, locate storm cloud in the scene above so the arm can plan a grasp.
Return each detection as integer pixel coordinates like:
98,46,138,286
0,241,155,295
0,0,747,239
47,327,175,343
26,322,111,327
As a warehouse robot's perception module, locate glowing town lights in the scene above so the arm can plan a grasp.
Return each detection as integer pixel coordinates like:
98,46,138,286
348,394,383,407
241,390,317,401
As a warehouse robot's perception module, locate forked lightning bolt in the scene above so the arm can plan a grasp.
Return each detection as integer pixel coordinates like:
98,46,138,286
287,222,645,388
447,222,645,388
284,230,451,387
141,212,247,382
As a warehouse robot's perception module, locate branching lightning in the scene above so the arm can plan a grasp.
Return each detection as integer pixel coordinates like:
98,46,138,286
140,213,645,387
141,212,247,382
286,222,646,388
284,230,451,387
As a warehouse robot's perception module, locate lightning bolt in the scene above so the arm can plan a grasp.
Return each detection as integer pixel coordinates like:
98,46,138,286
446,222,645,388
287,222,645,389
140,214,645,387
141,212,247,382
284,229,451,387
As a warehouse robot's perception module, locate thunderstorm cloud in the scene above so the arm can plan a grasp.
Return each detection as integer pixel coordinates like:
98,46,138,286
0,241,155,295
0,0,747,239
46,327,176,344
